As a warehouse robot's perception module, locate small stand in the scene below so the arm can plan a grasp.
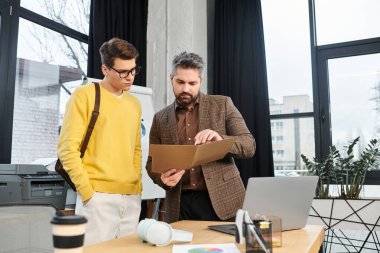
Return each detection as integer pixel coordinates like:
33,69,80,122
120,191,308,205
245,221,272,253
235,209,272,253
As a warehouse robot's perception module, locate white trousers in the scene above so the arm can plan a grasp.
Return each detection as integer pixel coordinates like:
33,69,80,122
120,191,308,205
75,192,141,245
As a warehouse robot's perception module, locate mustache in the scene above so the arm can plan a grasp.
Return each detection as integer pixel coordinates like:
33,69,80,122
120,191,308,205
179,92,192,97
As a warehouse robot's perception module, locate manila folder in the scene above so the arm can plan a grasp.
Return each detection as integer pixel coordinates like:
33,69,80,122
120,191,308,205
149,137,236,173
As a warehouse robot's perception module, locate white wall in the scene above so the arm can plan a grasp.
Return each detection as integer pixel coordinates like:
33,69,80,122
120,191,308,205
147,0,208,112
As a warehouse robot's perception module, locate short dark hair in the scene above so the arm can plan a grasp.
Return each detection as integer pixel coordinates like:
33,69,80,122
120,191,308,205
99,37,139,67
171,51,204,77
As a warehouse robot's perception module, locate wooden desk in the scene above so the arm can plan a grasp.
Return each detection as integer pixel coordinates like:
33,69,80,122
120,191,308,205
84,221,324,253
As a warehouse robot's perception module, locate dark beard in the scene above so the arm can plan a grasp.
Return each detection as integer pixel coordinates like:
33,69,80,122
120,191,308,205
175,92,197,107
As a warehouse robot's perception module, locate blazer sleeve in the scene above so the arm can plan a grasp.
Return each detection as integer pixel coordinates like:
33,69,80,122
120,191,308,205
223,97,256,159
145,114,172,190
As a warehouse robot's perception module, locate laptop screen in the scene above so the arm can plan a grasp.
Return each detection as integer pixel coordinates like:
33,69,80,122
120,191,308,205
242,176,318,231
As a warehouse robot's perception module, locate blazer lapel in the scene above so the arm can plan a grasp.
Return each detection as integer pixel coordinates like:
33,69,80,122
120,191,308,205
199,93,209,131
168,102,180,144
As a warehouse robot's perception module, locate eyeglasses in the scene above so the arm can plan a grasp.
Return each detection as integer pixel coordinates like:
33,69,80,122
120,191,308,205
110,66,141,78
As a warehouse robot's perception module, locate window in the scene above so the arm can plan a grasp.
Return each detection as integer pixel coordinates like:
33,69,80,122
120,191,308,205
315,0,380,45
271,118,315,173
263,1,380,185
12,18,87,163
329,54,380,148
261,0,313,108
0,1,89,164
272,136,284,144
314,1,380,184
262,0,315,177
21,0,90,35
271,121,284,131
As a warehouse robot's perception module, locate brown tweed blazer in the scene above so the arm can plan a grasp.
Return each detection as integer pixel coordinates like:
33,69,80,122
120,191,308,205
146,93,256,223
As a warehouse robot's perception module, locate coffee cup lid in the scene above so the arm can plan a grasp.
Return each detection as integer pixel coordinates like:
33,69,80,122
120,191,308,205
51,215,87,225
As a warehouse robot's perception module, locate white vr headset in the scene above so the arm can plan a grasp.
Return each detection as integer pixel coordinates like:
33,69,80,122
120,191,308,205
138,219,193,246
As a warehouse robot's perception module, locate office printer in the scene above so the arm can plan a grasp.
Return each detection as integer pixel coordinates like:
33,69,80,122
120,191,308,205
0,164,67,209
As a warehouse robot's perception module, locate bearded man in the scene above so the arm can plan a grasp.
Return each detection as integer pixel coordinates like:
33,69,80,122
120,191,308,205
146,51,256,223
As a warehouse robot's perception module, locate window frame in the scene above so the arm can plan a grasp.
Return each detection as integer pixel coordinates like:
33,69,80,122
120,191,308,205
0,0,19,163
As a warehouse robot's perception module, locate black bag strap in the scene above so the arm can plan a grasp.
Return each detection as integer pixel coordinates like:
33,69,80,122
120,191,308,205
79,82,100,158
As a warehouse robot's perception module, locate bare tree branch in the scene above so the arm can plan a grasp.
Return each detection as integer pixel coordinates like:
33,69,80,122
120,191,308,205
27,0,89,74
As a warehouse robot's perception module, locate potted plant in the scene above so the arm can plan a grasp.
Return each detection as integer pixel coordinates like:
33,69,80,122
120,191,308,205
301,137,380,199
301,137,380,252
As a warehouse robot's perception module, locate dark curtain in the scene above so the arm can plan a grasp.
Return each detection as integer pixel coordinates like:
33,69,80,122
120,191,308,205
87,0,148,86
212,0,274,185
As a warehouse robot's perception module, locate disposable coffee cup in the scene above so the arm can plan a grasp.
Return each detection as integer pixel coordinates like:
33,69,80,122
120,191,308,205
51,214,87,253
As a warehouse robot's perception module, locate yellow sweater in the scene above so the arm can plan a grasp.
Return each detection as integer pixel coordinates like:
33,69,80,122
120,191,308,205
57,83,142,201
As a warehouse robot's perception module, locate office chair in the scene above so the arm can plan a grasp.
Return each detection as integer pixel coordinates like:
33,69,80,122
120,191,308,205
0,204,58,253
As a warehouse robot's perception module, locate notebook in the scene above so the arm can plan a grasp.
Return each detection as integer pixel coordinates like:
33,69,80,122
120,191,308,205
208,176,318,235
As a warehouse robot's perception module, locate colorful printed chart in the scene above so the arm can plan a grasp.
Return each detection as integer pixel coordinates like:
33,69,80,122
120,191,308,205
172,243,240,253
188,247,223,253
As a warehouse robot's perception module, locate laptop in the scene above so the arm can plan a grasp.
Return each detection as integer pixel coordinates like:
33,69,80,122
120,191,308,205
208,176,318,235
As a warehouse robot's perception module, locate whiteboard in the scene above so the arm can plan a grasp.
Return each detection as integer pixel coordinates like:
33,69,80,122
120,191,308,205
86,78,165,200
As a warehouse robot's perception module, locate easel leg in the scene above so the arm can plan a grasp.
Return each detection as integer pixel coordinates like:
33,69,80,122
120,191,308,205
152,198,161,220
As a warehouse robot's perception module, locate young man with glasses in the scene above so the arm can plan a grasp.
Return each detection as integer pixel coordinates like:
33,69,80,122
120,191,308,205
146,52,256,223
58,38,142,245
